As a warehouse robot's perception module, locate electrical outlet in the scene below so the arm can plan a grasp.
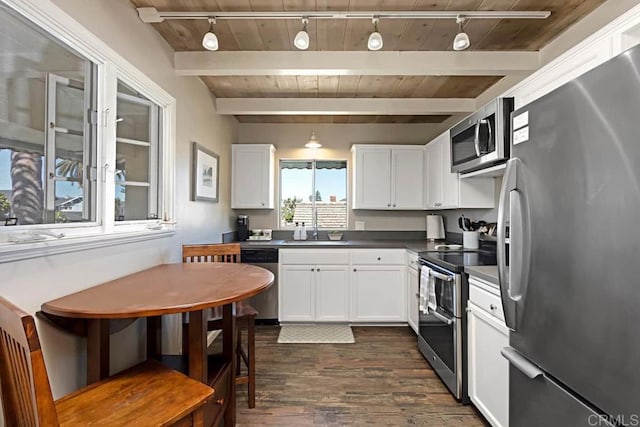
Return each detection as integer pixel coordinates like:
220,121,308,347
355,221,365,230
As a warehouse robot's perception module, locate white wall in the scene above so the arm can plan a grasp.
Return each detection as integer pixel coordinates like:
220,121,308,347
237,123,436,231
0,0,238,409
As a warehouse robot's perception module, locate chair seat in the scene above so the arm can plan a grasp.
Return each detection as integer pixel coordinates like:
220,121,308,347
55,360,213,426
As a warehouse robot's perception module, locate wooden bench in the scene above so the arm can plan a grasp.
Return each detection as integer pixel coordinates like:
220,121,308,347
0,296,214,426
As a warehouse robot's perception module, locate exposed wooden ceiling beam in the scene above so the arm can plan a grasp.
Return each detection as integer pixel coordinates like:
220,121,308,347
175,51,539,77
215,98,476,115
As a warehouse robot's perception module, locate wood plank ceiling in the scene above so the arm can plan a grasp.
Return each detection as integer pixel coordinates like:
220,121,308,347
131,0,608,123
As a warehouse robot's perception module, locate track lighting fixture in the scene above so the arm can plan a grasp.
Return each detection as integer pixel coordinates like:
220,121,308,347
367,17,383,51
294,18,310,50
202,17,219,51
305,132,321,149
138,8,551,51
453,16,470,51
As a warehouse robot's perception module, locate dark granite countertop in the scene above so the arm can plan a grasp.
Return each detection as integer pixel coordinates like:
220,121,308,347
466,265,499,286
240,239,445,251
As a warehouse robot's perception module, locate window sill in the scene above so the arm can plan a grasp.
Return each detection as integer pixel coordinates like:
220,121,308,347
0,227,175,264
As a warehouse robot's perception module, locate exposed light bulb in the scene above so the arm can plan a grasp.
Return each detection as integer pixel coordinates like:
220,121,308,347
305,132,322,149
453,16,470,51
367,18,383,51
202,17,219,51
294,18,310,50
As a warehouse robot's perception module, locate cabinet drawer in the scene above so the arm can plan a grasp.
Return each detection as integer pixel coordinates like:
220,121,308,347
351,249,405,265
279,249,349,265
205,362,231,426
469,278,505,322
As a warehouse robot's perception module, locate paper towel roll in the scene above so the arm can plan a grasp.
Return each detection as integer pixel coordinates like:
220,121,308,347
426,215,445,240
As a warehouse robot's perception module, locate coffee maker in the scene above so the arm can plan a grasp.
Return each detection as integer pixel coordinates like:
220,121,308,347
237,215,249,241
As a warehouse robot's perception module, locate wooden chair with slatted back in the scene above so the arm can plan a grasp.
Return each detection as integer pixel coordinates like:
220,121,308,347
182,243,258,409
0,296,213,426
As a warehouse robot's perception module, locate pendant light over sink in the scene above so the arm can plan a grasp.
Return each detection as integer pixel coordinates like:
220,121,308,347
305,132,321,149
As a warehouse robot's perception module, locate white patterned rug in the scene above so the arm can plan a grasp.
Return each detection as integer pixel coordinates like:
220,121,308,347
277,324,355,344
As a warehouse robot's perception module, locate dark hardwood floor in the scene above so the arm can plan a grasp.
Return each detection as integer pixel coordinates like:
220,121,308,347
233,326,486,426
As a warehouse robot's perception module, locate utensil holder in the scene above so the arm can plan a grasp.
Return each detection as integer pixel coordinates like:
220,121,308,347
463,231,479,249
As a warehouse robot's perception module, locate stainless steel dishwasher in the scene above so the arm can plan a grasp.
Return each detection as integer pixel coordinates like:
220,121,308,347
241,248,279,324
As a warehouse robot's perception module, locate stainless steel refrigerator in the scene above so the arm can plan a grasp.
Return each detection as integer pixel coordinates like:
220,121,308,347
498,44,640,426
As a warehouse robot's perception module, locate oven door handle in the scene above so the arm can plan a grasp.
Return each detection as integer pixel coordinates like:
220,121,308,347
431,310,454,325
429,269,453,282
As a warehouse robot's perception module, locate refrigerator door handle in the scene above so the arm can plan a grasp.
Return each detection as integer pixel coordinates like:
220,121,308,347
498,157,532,331
501,347,543,379
498,158,519,330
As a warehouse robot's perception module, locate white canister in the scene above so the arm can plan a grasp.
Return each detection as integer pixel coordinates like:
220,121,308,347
463,231,479,249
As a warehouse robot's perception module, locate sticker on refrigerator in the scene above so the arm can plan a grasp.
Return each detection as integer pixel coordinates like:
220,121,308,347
513,111,529,130
513,126,529,145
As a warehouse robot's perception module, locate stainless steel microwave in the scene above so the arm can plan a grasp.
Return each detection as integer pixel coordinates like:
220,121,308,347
450,97,514,174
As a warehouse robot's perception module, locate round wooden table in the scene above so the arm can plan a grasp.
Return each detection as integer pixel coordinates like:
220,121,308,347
41,262,274,426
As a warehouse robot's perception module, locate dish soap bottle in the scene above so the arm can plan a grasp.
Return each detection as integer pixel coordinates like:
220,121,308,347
293,222,300,240
301,222,307,240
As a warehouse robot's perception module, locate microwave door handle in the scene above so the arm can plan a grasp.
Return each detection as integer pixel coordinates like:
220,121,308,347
473,121,482,157
486,119,493,149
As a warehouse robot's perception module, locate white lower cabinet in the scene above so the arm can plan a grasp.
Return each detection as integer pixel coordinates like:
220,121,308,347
467,277,509,427
279,265,315,322
279,248,408,323
351,266,405,322
279,264,349,322
315,266,350,321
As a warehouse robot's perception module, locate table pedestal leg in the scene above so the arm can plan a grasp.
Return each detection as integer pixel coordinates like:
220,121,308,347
223,303,237,426
146,315,162,360
188,309,207,426
87,319,109,384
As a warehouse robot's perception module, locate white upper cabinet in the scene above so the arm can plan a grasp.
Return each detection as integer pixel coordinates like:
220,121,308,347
425,131,494,210
352,145,424,210
231,144,275,209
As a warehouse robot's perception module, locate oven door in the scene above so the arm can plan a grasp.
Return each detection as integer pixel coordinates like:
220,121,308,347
417,264,462,398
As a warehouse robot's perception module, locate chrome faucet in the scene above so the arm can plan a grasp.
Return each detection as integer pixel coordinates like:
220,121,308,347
313,209,319,240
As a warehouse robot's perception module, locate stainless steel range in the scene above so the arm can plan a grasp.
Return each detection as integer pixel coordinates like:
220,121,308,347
417,248,496,403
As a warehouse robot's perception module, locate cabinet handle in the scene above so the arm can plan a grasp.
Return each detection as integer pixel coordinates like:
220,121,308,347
393,204,396,207
490,304,498,311
387,203,391,207
261,202,265,206
353,268,357,272
316,268,320,272
377,257,381,261
215,398,225,406
311,268,315,272
415,293,420,298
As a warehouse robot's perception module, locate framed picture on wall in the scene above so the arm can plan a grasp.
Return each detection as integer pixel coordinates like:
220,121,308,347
191,142,219,202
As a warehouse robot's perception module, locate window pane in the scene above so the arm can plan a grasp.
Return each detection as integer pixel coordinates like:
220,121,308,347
116,144,150,183
280,161,312,227
115,81,159,221
115,184,151,221
279,160,348,229
0,5,96,226
315,161,347,229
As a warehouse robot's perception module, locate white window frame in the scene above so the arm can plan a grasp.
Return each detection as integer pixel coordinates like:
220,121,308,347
0,0,176,263
278,159,349,230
